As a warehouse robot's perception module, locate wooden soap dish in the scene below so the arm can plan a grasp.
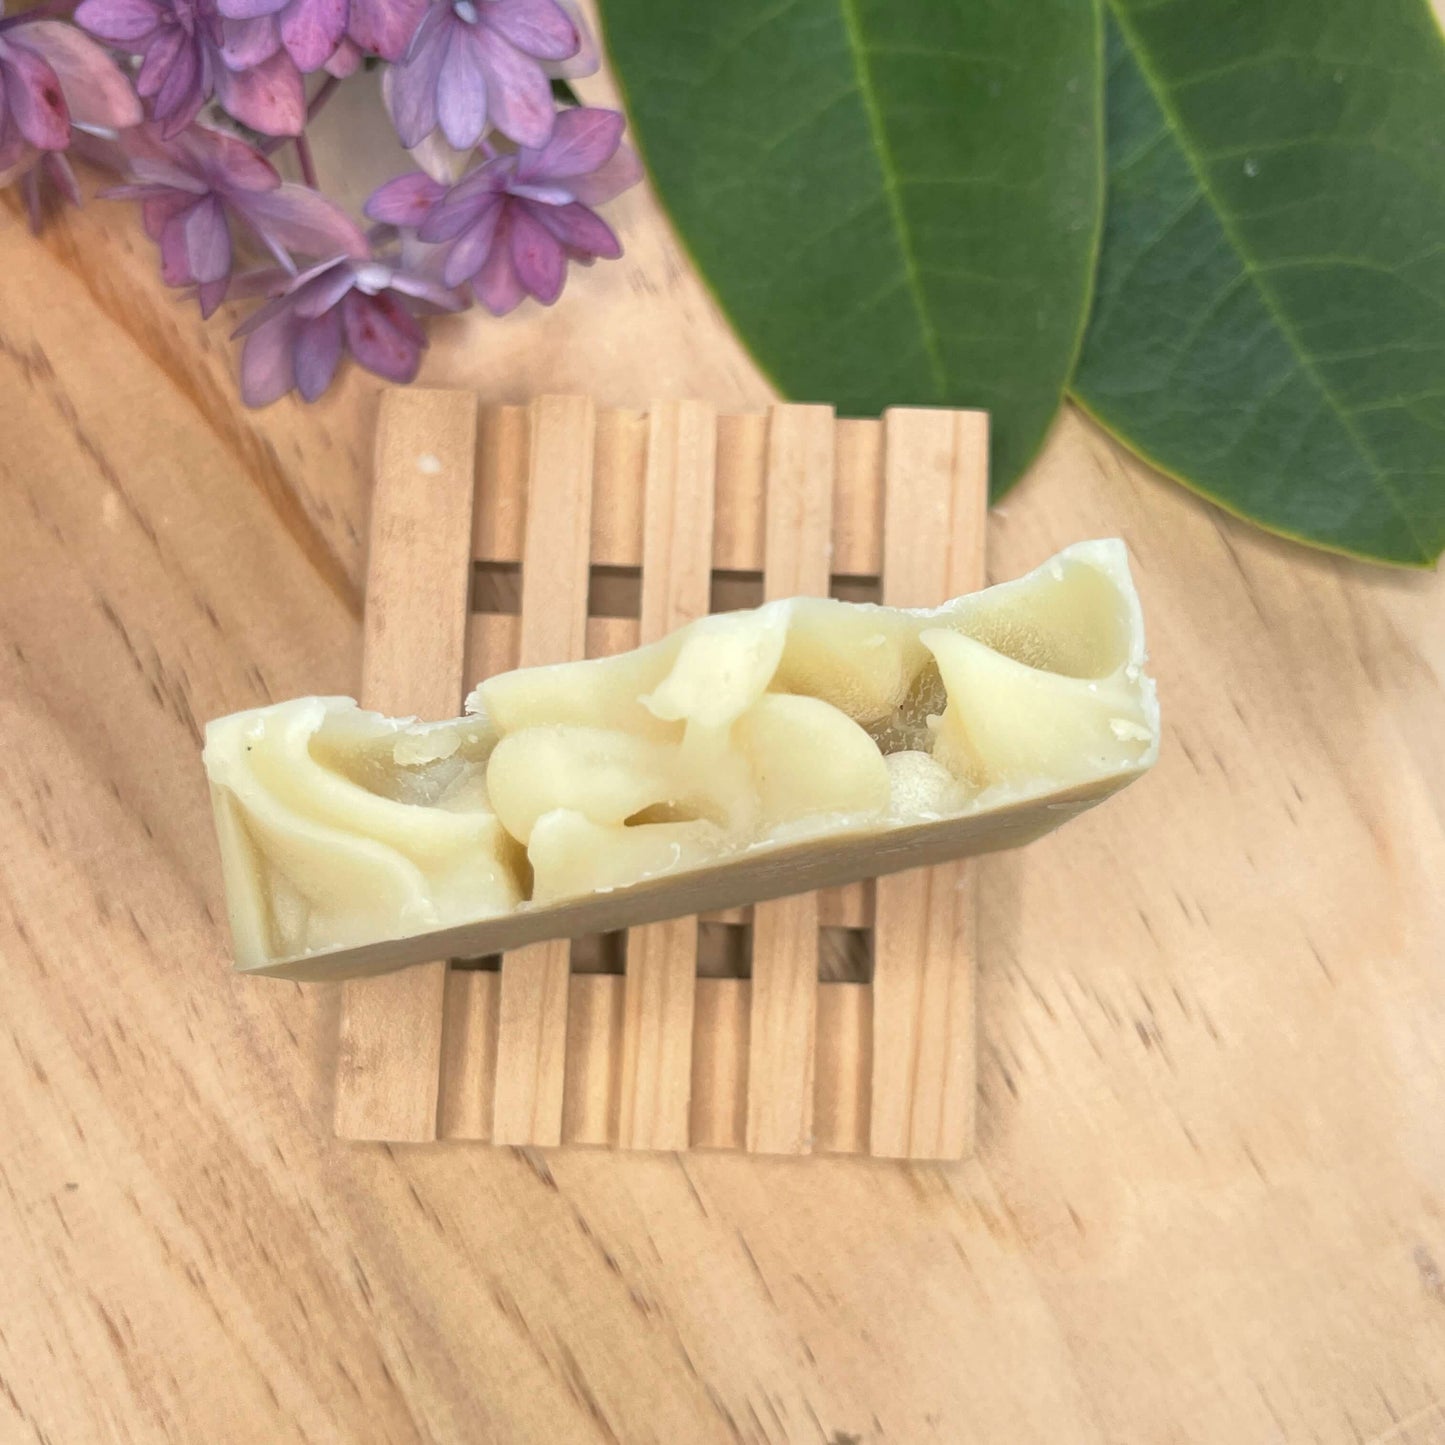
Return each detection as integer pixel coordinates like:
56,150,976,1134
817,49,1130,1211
333,391,987,1158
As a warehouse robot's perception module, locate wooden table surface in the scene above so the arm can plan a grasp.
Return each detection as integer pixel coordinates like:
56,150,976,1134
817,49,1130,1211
4,40,1445,1445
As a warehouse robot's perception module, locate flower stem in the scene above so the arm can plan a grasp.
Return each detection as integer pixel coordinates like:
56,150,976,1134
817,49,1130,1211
306,75,340,124
294,132,318,189
21,167,41,235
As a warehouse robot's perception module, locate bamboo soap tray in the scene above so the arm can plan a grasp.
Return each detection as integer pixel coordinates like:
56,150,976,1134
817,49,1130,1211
333,391,987,1158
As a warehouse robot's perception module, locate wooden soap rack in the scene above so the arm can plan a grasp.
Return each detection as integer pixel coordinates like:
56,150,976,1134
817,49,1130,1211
333,391,987,1158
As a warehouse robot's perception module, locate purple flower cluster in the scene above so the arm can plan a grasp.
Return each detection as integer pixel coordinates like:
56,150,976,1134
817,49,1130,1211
0,0,638,404
367,105,639,313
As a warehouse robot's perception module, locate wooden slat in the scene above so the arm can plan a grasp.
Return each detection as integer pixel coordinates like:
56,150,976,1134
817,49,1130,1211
465,612,520,690
832,418,884,577
619,400,717,1151
712,411,766,571
619,914,701,1149
335,389,478,1142
746,404,834,1154
473,404,527,562
871,407,989,1160
492,396,596,1146
690,979,749,1150
562,976,624,1146
823,881,870,930
586,615,639,659
437,969,499,1140
814,982,872,1154
590,407,647,566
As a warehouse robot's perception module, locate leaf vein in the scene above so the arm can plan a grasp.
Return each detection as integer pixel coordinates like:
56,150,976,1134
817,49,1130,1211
1105,0,1435,561
838,0,947,397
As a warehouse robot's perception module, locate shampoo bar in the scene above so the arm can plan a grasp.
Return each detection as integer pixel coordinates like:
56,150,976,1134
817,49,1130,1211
205,540,1159,980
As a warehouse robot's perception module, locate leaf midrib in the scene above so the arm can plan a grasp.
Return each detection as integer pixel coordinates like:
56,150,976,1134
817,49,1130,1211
1101,0,1432,563
837,0,948,397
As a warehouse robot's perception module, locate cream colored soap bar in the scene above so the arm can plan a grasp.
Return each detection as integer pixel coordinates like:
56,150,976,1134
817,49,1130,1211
204,540,1159,981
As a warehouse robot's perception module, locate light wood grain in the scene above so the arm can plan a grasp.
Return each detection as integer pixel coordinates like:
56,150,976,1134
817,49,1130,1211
746,405,834,1154
562,976,624,1147
492,396,597,1146
814,983,872,1154
691,979,750,1150
437,968,500,1141
871,407,989,1159
617,400,716,1151
4,32,1445,1438
334,388,478,1142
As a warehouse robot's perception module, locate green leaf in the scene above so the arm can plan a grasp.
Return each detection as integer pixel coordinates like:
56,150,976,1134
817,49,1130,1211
599,0,1103,493
1073,1,1445,566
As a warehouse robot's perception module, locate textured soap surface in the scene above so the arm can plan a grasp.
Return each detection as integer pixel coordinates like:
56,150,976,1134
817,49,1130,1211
204,540,1159,976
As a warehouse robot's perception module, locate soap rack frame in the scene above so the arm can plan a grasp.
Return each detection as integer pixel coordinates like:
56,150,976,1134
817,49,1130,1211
333,391,987,1159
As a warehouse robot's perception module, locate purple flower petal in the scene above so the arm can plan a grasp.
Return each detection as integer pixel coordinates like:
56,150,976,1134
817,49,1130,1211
417,174,500,242
385,266,463,308
342,289,423,383
134,25,183,97
568,141,643,207
435,32,487,149
215,48,304,134
280,0,348,73
541,0,595,79
507,180,571,204
183,192,232,282
383,12,446,146
508,202,565,303
228,265,291,300
2,44,71,150
471,208,523,313
473,27,552,149
240,308,298,405
441,202,501,286
531,199,618,259
240,182,368,260
232,280,302,336
323,35,360,74
218,0,287,19
151,37,204,134
139,188,188,239
16,22,143,131
483,0,577,61
42,150,81,206
158,207,193,282
294,307,344,399
74,0,161,45
347,0,424,60
364,169,445,226
196,276,230,316
192,125,281,192
220,15,281,69
398,0,446,60
126,155,204,192
289,255,356,315
135,29,177,100
521,105,620,182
